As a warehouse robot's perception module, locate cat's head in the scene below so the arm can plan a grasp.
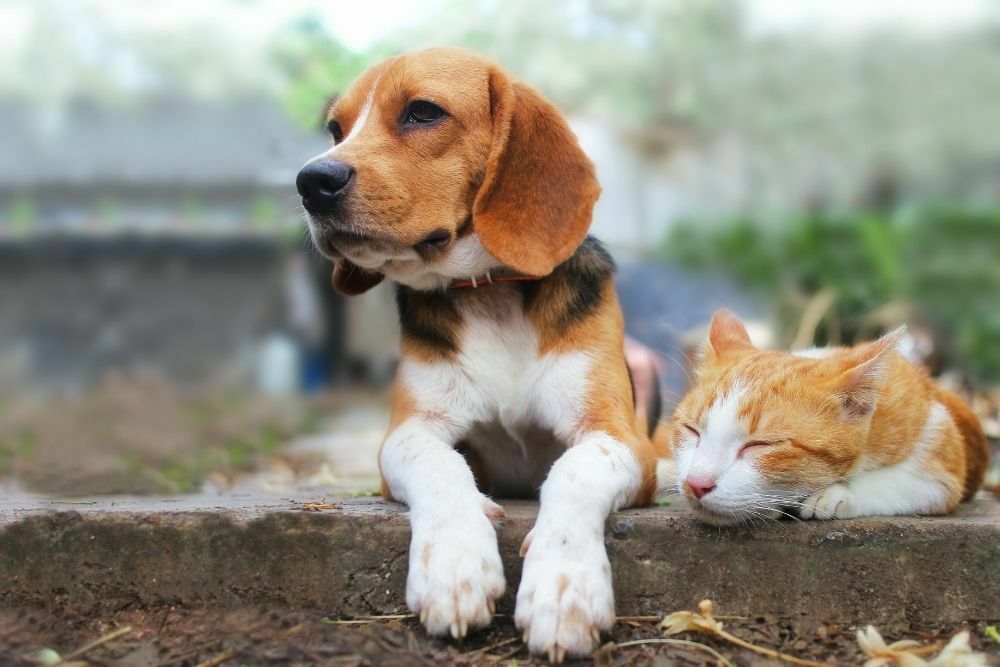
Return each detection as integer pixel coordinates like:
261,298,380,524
671,310,904,526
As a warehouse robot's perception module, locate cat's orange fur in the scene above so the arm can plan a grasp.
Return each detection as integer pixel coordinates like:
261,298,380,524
659,310,987,525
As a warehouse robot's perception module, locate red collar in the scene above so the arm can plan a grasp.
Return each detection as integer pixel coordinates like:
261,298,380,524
448,272,542,289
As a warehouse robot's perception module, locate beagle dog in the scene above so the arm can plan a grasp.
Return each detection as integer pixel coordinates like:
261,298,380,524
296,47,665,662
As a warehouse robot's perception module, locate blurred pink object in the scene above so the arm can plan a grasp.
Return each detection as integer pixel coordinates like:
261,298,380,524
624,336,665,431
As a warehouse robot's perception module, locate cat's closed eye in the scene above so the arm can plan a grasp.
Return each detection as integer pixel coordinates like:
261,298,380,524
682,424,700,443
738,440,777,459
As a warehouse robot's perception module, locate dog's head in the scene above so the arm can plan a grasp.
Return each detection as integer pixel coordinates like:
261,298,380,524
296,47,600,295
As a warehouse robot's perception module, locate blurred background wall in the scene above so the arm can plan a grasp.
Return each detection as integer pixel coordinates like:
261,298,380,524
1,0,998,495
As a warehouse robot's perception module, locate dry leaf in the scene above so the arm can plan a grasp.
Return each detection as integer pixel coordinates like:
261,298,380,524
660,599,724,636
857,626,987,667
292,501,339,512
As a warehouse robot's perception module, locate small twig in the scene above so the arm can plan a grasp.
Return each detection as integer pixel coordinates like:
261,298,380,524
715,628,827,667
490,641,526,662
462,636,520,658
660,600,831,667
616,638,736,667
323,611,510,625
790,288,836,349
322,613,415,625
281,621,310,637
157,605,174,635
194,649,237,667
616,614,748,622
56,625,133,663
159,643,220,667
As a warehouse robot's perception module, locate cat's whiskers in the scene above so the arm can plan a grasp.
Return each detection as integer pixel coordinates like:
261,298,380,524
749,502,804,524
646,341,698,389
745,505,779,524
741,508,768,529
742,491,813,524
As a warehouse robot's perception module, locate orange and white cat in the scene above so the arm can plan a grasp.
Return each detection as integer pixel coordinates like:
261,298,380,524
662,310,988,525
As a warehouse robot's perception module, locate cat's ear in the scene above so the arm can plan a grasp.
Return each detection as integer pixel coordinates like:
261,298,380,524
704,310,756,364
833,326,906,420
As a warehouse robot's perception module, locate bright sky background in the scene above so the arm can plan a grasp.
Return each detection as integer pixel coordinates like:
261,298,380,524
747,0,995,37
1,0,992,56
267,0,997,48
309,0,436,51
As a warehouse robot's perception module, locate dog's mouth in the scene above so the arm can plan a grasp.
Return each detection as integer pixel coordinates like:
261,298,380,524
310,214,461,266
315,233,427,276
411,228,453,259
313,233,344,259
308,217,388,259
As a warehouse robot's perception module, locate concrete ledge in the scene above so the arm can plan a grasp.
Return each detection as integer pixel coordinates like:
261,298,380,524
1,495,998,625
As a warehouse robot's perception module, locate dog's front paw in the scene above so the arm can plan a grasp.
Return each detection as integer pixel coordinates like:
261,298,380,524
406,505,505,639
514,528,614,663
800,483,854,519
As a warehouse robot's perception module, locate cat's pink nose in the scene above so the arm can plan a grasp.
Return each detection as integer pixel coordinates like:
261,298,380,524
685,475,717,499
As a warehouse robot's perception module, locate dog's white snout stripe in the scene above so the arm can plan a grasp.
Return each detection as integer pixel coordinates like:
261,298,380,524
334,78,379,152
301,78,380,168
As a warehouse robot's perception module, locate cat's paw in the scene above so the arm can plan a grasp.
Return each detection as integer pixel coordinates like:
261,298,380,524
406,504,506,639
655,458,678,494
799,483,854,519
514,527,615,662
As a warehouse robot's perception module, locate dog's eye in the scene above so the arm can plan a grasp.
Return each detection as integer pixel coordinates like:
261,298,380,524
327,120,344,144
404,100,446,125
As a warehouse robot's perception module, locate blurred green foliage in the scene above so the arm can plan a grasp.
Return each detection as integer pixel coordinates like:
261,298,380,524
666,207,1000,380
7,197,37,234
271,15,392,130
8,1,1000,212
0,374,329,495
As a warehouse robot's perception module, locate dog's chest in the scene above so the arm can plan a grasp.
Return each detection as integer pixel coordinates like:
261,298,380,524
400,289,592,453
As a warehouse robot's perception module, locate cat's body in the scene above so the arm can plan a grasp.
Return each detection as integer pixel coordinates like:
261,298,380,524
661,311,987,525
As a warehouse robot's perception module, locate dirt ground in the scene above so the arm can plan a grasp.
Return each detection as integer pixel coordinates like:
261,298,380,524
1,604,996,667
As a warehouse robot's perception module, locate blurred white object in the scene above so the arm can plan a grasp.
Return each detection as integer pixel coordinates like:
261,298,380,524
286,254,323,344
256,334,299,396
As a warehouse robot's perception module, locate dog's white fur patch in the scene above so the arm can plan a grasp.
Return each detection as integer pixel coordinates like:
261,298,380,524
303,78,380,170
383,233,502,291
380,291,642,655
380,416,506,638
516,432,641,660
336,78,379,151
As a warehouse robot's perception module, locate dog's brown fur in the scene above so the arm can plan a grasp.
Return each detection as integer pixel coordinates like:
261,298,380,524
301,47,668,660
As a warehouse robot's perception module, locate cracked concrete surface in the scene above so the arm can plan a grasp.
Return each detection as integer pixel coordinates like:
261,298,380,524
0,494,997,626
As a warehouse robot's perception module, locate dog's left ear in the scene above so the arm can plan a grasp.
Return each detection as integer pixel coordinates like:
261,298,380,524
473,68,600,277
332,259,384,296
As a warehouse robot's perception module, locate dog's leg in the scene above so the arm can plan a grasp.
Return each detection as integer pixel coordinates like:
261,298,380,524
514,431,641,662
380,417,506,639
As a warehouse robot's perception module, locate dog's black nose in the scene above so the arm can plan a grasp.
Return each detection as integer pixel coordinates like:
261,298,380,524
296,160,354,213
